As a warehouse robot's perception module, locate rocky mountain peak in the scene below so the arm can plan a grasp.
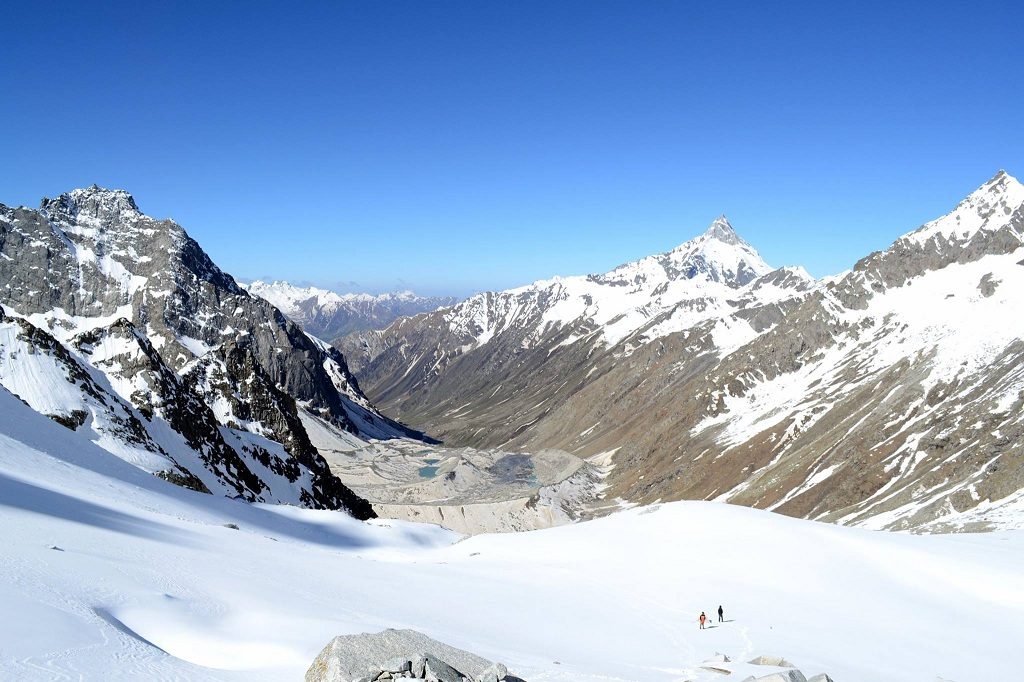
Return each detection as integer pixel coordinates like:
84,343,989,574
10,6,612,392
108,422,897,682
961,169,1022,210
897,169,1022,249
702,214,743,245
988,168,1016,187
657,215,770,287
41,185,142,224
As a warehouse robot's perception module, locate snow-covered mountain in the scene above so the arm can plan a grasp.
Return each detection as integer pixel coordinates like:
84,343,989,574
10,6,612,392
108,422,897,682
397,216,770,351
242,280,458,341
0,383,1020,681
0,185,415,515
341,215,791,376
342,171,1024,531
340,213,804,400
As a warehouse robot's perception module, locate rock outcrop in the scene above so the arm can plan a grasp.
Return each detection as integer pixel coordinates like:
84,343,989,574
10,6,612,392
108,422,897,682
305,629,521,682
746,672,807,682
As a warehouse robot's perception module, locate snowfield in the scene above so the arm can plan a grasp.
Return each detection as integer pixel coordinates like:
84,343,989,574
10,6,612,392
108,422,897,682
1,386,1021,682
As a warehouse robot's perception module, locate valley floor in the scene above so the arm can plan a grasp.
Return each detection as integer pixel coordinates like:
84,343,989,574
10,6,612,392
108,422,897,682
302,413,606,534
1,390,1021,682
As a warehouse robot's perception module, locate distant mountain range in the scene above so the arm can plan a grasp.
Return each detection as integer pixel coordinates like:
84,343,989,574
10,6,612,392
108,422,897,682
341,171,1024,532
242,280,459,341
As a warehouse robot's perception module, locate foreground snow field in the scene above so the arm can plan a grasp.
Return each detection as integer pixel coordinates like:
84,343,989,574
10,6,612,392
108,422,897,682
1,388,1020,682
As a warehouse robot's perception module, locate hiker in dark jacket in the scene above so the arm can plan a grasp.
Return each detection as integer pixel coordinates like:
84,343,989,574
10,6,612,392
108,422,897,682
718,605,724,622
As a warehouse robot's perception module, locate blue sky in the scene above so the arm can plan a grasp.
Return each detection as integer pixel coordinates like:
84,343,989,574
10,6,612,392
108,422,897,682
2,1,1021,296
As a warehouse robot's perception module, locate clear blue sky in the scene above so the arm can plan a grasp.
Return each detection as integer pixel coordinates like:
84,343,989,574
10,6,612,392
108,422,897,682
2,1,1021,296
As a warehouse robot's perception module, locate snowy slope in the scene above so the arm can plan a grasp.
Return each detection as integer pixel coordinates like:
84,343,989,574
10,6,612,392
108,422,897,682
243,280,458,340
1,386,1021,681
0,304,378,511
0,308,173,473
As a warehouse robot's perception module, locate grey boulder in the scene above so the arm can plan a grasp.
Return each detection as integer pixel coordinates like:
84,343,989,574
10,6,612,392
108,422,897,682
306,629,506,682
749,655,797,668
755,671,808,682
423,653,465,682
381,657,412,675
476,662,508,682
411,654,427,678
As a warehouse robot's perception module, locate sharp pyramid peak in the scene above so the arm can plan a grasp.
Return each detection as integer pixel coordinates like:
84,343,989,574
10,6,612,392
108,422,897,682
953,169,1023,215
700,215,745,245
706,214,733,231
955,169,1022,207
902,169,1023,246
640,214,771,286
980,168,1021,194
666,215,746,252
990,168,1015,182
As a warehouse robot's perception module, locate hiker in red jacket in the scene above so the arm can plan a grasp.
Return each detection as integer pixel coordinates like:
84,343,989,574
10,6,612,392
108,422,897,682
699,612,707,629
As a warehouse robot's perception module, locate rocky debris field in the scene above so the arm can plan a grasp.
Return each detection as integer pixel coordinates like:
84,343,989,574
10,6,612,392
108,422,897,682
302,411,610,533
